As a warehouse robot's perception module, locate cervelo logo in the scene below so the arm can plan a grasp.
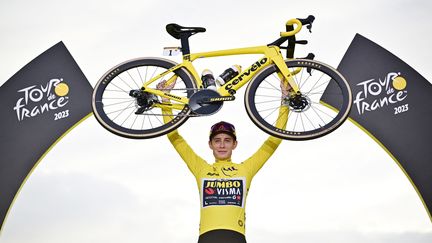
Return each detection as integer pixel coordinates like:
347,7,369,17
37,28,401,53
353,72,408,115
224,57,268,94
13,78,70,121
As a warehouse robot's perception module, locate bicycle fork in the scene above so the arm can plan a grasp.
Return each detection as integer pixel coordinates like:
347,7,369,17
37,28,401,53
268,49,314,112
269,51,301,96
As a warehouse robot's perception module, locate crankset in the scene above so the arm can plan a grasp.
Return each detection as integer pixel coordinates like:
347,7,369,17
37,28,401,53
189,89,234,115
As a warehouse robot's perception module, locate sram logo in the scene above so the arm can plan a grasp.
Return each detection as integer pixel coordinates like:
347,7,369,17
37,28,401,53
13,78,70,121
353,72,408,115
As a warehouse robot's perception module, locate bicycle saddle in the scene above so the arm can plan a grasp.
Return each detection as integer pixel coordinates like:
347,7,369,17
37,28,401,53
166,23,206,39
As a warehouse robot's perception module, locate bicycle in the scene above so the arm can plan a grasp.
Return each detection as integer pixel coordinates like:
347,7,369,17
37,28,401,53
92,15,353,140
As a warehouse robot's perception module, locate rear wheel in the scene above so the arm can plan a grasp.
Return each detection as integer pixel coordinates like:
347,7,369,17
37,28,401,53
92,57,196,139
245,59,352,140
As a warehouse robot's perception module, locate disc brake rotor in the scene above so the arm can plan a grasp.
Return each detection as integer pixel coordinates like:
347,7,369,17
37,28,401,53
286,93,311,112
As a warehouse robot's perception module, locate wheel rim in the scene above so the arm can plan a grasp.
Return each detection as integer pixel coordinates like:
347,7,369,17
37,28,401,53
248,60,351,139
93,59,194,138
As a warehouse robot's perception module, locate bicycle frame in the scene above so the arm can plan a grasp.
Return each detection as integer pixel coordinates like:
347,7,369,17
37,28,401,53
142,44,301,110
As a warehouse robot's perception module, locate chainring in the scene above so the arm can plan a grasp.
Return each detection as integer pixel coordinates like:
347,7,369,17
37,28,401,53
189,89,223,115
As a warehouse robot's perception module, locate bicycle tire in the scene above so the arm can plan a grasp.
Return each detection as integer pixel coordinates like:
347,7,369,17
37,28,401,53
92,57,196,139
244,59,352,140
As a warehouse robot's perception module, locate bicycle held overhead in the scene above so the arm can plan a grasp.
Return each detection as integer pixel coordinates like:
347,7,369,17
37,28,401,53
92,15,353,140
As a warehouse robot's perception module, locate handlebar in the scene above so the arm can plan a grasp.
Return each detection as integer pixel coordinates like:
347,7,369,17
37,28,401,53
280,15,315,37
280,19,302,37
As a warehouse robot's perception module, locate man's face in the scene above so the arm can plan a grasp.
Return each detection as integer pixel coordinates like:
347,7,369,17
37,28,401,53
208,133,237,160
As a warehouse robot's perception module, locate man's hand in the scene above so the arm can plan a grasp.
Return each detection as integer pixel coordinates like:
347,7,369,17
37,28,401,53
156,79,176,103
280,78,290,98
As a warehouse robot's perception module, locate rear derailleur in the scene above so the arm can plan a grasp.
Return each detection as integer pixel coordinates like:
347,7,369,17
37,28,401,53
129,89,159,114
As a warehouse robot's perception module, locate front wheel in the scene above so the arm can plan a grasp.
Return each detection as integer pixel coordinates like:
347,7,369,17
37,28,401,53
92,57,196,139
244,59,352,140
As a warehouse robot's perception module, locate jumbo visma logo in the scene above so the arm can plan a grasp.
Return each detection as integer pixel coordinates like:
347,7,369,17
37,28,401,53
204,180,242,196
13,78,71,122
353,72,409,116
202,178,245,207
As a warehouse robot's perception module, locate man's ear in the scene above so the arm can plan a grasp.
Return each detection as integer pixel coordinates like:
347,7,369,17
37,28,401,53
208,140,213,150
233,140,238,150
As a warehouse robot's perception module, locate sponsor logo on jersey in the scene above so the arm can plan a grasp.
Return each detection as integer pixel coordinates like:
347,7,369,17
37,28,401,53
202,178,246,208
221,166,238,177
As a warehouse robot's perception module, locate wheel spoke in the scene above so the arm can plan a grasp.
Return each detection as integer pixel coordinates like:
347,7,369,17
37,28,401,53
306,76,329,95
292,112,299,131
310,105,327,125
263,106,280,120
258,106,283,113
150,67,159,81
130,113,139,129
107,81,130,95
254,98,281,105
246,60,351,140
272,106,290,127
108,101,136,120
137,67,145,87
310,103,336,119
117,74,135,91
299,68,313,91
121,106,138,126
150,110,163,125
103,100,136,107
147,111,154,128
264,78,282,92
141,112,146,130
301,110,317,130
305,72,325,95
255,94,282,98
126,70,141,89
294,67,303,88
102,97,134,100
255,86,281,91
144,66,149,84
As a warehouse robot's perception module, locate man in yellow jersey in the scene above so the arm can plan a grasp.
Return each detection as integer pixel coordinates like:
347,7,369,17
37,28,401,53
159,80,289,243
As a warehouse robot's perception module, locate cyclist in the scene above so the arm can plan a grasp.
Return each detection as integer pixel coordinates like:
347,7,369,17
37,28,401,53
159,80,289,243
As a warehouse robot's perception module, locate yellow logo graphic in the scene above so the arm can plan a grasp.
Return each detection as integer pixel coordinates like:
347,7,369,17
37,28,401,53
55,82,70,96
392,76,407,90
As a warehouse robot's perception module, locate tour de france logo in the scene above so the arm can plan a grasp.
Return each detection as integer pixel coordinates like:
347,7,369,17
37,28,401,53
353,72,409,116
13,78,71,122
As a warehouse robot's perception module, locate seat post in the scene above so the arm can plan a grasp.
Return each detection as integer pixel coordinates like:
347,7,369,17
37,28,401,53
180,34,191,56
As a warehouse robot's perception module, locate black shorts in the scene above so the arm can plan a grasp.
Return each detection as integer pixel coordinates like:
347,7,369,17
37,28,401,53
198,229,246,243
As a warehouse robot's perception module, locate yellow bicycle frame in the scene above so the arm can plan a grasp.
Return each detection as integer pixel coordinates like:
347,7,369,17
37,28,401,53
143,18,304,110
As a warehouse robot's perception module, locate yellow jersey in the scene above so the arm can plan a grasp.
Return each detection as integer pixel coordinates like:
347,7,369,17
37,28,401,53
164,106,288,235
